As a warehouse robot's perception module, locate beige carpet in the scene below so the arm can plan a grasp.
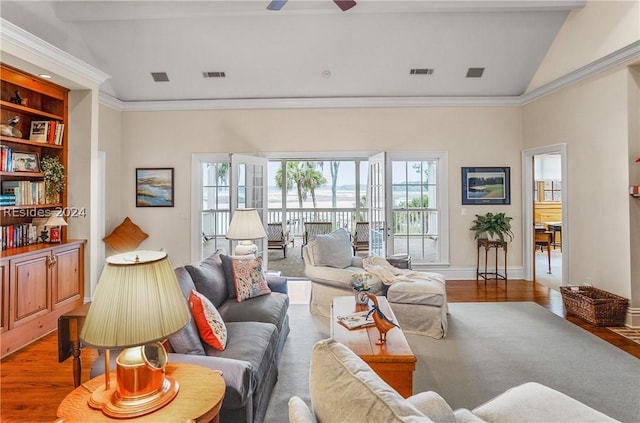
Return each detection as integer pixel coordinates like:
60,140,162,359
264,302,640,423
609,327,640,345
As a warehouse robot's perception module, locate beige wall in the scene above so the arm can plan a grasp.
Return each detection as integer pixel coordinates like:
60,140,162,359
528,0,640,92
523,65,633,298
113,107,523,269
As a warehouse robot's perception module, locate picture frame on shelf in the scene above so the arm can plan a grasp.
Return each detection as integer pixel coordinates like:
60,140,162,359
462,167,511,205
29,121,49,143
12,152,40,172
136,167,174,207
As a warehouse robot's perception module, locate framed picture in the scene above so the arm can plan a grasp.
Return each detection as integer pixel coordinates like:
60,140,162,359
12,152,40,172
136,168,174,207
462,167,510,205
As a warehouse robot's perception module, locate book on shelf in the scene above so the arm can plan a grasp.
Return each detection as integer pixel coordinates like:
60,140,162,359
336,310,374,330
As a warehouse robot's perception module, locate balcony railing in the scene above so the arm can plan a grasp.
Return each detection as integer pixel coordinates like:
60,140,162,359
202,207,367,240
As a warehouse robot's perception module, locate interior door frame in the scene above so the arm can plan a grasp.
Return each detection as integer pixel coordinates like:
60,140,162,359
521,143,568,283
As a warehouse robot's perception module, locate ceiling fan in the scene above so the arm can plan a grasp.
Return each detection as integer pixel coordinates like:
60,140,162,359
267,0,357,11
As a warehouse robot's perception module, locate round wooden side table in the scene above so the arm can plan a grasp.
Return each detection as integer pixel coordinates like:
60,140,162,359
56,362,225,422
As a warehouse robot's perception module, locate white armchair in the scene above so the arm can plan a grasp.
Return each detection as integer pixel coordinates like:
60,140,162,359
302,228,383,317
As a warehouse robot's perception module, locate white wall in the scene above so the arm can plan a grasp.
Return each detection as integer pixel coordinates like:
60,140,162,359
523,65,632,298
114,106,523,269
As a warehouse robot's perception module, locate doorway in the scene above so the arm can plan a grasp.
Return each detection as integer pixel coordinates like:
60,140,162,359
522,144,568,288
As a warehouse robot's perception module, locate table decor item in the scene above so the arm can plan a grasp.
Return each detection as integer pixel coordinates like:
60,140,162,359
351,272,372,305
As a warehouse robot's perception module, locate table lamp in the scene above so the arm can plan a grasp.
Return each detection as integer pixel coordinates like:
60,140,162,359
225,208,267,255
45,213,67,243
80,250,190,418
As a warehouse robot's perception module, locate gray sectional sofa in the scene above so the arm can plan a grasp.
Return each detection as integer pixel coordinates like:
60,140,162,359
91,250,290,423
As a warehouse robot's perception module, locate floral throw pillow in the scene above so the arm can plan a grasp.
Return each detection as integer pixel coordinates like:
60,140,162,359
231,256,271,302
188,289,227,351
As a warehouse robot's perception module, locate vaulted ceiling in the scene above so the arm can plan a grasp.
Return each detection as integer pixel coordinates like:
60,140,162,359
0,1,586,103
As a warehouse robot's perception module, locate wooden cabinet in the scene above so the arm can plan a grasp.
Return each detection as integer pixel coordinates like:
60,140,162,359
0,261,8,334
0,241,85,358
1,63,68,247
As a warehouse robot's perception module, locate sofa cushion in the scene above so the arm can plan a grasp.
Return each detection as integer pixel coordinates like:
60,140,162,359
218,291,289,333
406,392,456,423
472,382,619,423
189,290,227,351
221,253,256,299
310,338,432,422
288,396,315,423
308,228,352,269
229,256,272,302
203,321,279,405
185,250,228,308
387,279,445,307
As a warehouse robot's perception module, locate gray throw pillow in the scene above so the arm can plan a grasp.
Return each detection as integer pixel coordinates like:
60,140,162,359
185,250,228,308
309,228,352,269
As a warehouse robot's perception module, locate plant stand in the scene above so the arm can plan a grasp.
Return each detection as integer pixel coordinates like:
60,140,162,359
476,238,507,285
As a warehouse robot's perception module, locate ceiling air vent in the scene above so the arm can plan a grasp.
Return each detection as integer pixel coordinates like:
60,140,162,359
203,72,226,78
410,68,434,75
151,72,169,82
466,67,485,78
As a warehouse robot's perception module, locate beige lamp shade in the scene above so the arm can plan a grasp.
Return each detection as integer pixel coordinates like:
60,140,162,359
80,250,190,349
225,208,267,240
45,214,68,227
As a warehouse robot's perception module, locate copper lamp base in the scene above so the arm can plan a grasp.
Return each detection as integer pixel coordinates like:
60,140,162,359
102,377,179,418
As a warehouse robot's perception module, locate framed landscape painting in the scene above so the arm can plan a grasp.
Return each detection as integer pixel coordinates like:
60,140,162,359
461,167,510,205
136,168,174,207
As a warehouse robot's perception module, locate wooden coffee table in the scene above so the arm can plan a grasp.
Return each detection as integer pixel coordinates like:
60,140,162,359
331,295,416,398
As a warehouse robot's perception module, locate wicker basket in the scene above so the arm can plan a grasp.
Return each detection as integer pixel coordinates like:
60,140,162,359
560,286,629,326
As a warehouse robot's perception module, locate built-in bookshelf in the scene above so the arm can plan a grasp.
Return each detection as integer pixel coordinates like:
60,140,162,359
1,63,68,250
0,63,83,359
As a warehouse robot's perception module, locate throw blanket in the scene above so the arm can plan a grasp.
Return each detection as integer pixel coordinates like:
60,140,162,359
363,256,446,286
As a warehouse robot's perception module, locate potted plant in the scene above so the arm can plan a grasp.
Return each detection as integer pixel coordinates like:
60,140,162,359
41,155,65,204
470,212,514,244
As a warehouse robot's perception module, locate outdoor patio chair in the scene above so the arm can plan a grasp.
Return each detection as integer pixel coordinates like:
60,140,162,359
268,222,292,257
352,221,369,255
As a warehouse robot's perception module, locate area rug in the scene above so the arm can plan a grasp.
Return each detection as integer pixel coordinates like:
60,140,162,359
609,326,640,345
264,302,640,423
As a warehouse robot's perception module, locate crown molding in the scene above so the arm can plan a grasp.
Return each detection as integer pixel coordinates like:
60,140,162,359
521,40,640,105
1,18,110,86
94,41,639,112
101,95,521,112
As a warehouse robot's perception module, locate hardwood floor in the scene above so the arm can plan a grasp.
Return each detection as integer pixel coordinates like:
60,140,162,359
1,280,638,422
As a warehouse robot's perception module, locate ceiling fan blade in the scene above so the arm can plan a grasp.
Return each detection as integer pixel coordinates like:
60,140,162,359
334,0,357,11
267,0,288,11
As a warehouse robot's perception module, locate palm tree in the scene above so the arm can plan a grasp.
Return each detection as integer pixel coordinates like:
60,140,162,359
330,161,340,208
275,161,326,208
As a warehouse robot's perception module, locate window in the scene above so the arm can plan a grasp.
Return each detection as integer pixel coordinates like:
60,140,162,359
535,180,561,202
389,155,447,263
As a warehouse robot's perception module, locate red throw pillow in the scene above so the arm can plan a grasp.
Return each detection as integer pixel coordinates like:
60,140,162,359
188,290,227,350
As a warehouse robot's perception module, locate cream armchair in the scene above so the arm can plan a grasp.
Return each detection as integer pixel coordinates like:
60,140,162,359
302,228,383,316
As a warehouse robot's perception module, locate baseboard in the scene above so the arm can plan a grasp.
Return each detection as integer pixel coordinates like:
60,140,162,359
625,307,640,328
412,265,525,281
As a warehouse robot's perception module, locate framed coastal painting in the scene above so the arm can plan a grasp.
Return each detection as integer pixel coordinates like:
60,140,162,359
461,167,510,205
136,168,174,207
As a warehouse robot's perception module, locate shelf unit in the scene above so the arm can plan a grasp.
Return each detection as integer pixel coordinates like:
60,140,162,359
1,63,68,244
1,63,83,358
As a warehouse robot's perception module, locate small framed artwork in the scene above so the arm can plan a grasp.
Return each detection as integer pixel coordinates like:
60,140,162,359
136,168,174,207
462,167,511,205
12,152,40,172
